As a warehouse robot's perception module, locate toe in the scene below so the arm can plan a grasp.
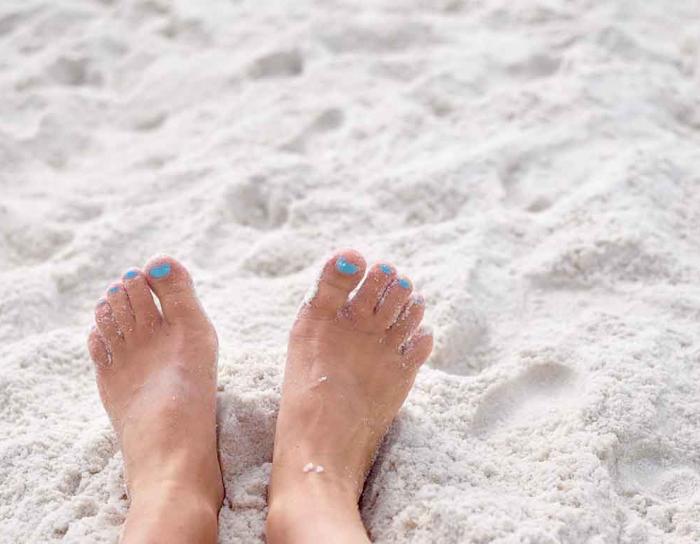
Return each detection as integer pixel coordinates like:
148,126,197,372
105,282,136,338
144,256,204,324
347,262,396,319
385,294,425,349
302,250,367,318
400,326,434,368
122,268,161,329
87,327,111,368
375,275,413,328
94,299,124,353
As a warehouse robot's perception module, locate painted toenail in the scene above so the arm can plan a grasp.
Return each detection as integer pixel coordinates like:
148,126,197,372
123,270,138,280
336,256,359,276
149,263,171,279
412,294,424,305
379,264,393,275
97,298,107,306
108,286,120,294
398,278,411,289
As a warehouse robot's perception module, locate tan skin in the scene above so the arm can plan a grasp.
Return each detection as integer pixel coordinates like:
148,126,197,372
88,251,432,544
267,250,433,543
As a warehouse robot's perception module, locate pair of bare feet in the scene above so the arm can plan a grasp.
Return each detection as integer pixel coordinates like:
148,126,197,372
87,249,433,543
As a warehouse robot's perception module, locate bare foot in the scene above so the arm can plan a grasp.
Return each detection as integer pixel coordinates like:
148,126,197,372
87,256,223,544
267,250,434,544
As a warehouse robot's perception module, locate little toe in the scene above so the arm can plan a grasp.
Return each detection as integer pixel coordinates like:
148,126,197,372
88,327,111,368
144,256,204,324
400,326,434,369
385,294,425,349
375,275,413,328
348,262,396,319
94,299,124,352
122,268,161,329
105,282,136,338
302,250,367,318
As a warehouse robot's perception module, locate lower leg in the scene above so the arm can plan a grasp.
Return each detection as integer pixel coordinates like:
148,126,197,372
267,474,370,544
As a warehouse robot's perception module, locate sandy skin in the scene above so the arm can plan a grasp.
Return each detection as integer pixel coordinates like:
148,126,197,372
267,249,433,543
87,256,223,543
87,251,432,543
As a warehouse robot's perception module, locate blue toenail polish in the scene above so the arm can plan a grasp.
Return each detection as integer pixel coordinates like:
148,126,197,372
123,270,138,280
149,263,171,279
336,257,359,276
379,264,392,275
398,278,411,289
108,286,120,294
97,298,107,306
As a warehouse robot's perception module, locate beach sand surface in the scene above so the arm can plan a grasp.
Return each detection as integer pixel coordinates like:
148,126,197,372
2,0,700,542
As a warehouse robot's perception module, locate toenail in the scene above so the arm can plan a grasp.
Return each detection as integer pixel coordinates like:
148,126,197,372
379,264,393,275
149,263,171,279
108,286,120,294
335,256,359,276
97,298,107,306
398,277,411,289
123,270,138,280
412,294,424,305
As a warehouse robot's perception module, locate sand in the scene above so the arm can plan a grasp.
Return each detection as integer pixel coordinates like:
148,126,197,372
2,0,700,542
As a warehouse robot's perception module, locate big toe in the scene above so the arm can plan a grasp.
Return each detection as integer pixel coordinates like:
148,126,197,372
144,256,206,324
301,249,366,318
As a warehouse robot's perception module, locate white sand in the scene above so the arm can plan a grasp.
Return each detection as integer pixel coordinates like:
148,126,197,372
2,0,700,542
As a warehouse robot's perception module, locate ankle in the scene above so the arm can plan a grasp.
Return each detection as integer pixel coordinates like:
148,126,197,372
267,485,369,544
123,481,221,544
126,448,224,511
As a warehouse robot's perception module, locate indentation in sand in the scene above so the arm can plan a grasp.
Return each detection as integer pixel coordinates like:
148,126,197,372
248,48,304,79
614,444,700,504
472,363,581,435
